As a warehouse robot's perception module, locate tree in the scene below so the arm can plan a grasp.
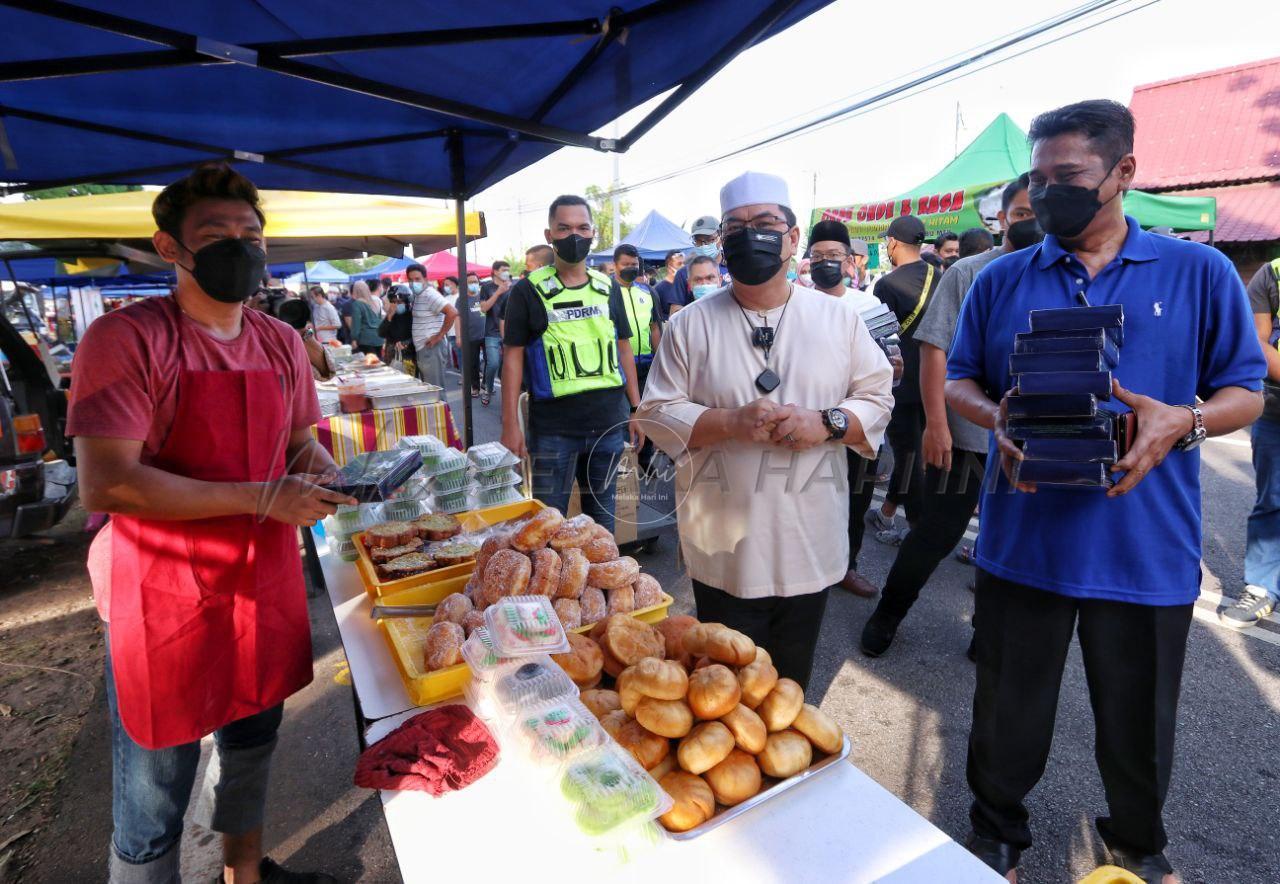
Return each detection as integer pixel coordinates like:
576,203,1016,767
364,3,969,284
584,184,632,252
329,256,391,275
23,183,141,200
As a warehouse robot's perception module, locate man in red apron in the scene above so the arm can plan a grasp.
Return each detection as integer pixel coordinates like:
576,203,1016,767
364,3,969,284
68,164,356,884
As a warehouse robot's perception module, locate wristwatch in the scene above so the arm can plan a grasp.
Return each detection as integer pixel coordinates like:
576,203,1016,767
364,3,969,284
1174,404,1206,451
821,408,849,441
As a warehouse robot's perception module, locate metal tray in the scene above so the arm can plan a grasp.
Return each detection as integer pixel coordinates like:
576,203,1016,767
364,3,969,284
367,384,443,408
665,735,852,841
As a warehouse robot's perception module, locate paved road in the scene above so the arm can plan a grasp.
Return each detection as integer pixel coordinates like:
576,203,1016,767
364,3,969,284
21,371,1279,883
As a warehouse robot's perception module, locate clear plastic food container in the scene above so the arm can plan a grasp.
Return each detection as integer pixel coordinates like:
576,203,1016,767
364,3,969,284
483,595,571,656
492,658,578,715
380,498,425,522
516,698,606,763
459,628,516,683
428,468,470,493
330,536,359,562
558,745,673,838
430,488,471,514
471,485,526,509
467,442,520,472
422,448,468,477
468,467,523,491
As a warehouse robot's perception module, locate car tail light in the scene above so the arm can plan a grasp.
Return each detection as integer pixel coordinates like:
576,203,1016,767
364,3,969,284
13,414,45,454
0,467,15,494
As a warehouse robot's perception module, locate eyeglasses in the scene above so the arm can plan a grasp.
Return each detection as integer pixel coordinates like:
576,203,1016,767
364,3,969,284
809,250,849,262
720,213,792,237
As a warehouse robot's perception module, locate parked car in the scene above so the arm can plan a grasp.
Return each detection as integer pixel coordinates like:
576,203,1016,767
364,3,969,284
0,310,77,537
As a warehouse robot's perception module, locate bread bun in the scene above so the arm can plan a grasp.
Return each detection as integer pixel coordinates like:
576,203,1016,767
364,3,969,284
511,507,564,552
635,696,694,739
658,771,715,833
479,549,531,607
757,730,813,778
757,678,804,732
600,643,628,679
615,666,643,715
792,703,843,755
655,615,698,668
527,548,562,596
432,592,472,626
606,585,635,616
632,573,664,609
681,622,722,657
687,664,742,720
705,627,757,667
555,547,589,599
552,598,581,630
677,721,735,775
423,621,464,671
649,753,677,783
719,703,767,755
602,614,665,666
616,717,670,770
578,586,607,626
599,709,628,740
580,689,621,719
551,632,603,685
752,646,772,667
704,749,762,806
737,658,779,710
630,656,689,701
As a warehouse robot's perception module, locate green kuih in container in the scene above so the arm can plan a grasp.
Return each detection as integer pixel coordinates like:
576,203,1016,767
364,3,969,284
559,745,672,837
428,467,470,494
472,484,526,509
422,447,468,478
430,488,470,514
381,498,425,522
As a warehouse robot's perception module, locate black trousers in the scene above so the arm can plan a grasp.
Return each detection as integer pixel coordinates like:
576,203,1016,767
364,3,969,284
879,449,986,620
463,338,483,391
885,401,926,523
846,449,878,570
692,580,829,691
967,569,1193,857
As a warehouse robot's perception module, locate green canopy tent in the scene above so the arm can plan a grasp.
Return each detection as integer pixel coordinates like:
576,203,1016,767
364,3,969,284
811,113,1216,251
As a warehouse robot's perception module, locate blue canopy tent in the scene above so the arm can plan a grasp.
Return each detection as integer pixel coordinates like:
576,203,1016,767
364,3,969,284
286,259,349,285
0,0,835,444
587,209,694,266
351,256,415,280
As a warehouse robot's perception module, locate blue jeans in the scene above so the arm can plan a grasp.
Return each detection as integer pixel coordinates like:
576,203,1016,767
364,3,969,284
528,428,625,532
483,336,503,394
105,633,282,881
1245,418,1280,602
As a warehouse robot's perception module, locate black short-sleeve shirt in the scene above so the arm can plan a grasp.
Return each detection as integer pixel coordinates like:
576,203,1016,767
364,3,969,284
873,260,941,405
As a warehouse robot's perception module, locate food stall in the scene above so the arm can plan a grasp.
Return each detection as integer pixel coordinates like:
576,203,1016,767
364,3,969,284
307,437,1000,882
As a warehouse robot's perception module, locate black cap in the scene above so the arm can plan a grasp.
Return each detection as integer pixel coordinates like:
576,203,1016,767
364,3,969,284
886,214,926,245
807,219,851,249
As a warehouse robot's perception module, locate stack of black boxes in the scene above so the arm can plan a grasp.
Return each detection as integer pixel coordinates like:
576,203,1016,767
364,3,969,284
1005,304,1134,487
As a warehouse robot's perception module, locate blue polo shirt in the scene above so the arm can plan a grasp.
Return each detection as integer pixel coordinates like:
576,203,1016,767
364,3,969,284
947,216,1265,606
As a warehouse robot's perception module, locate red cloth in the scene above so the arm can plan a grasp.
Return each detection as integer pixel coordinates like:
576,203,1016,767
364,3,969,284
354,705,499,796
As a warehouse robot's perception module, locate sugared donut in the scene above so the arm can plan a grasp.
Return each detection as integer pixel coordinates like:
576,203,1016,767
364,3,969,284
579,586,607,626
555,547,589,599
461,609,485,636
549,514,596,551
424,621,464,671
632,573,664,608
475,530,513,574
479,549,531,607
511,507,564,552
587,556,640,590
552,597,582,630
432,592,473,626
527,548,562,596
607,585,635,616
582,536,620,564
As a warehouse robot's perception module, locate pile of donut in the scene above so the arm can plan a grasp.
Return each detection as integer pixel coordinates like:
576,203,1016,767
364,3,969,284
549,614,845,833
420,507,666,673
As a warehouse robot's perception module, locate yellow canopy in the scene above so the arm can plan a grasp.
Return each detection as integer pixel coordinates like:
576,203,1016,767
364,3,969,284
0,189,485,264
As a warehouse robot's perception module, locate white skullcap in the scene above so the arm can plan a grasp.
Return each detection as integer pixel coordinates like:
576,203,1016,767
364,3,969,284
719,171,791,216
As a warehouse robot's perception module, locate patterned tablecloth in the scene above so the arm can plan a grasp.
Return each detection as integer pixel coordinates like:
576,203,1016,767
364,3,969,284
312,402,462,466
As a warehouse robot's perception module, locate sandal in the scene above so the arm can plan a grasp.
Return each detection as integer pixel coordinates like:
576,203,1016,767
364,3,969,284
955,545,976,566
480,393,490,406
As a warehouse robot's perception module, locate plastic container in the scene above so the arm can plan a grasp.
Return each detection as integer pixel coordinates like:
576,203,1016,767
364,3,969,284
381,498,425,522
335,375,369,414
558,745,673,838
459,627,516,682
469,467,523,491
472,485,527,509
428,468,470,493
398,434,448,455
330,535,359,562
430,489,471,514
492,658,577,715
484,595,571,656
515,698,606,763
466,441,516,470
422,448,467,478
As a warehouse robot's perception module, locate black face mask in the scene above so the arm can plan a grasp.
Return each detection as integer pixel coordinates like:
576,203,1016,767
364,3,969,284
618,266,640,284
552,233,593,264
722,228,786,286
1005,218,1046,250
1028,161,1120,239
809,259,844,289
942,256,960,269
179,237,268,304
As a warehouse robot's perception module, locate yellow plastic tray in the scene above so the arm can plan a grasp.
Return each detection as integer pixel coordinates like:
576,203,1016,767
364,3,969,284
377,580,674,707
353,499,546,598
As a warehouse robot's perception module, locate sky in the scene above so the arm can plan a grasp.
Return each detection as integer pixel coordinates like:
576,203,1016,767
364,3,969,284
455,0,1279,265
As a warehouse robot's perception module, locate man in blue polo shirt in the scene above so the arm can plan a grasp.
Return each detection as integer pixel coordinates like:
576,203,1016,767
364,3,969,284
946,100,1264,884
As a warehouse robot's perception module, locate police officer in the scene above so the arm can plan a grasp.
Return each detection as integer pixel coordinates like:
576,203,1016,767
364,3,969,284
612,243,662,395
501,195,644,531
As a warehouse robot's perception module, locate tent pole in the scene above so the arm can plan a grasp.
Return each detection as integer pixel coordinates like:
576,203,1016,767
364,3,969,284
448,131,473,448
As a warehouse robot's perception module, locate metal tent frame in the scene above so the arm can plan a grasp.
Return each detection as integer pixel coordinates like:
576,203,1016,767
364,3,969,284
1,0,817,444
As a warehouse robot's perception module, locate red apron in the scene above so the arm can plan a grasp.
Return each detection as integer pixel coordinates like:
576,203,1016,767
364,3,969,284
110,361,313,750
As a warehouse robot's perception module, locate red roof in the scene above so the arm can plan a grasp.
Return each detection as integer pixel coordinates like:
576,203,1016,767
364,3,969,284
1131,55,1280,190
1180,181,1280,243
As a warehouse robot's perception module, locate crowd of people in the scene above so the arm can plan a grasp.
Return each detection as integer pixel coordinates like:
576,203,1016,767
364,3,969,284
64,96,1275,884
